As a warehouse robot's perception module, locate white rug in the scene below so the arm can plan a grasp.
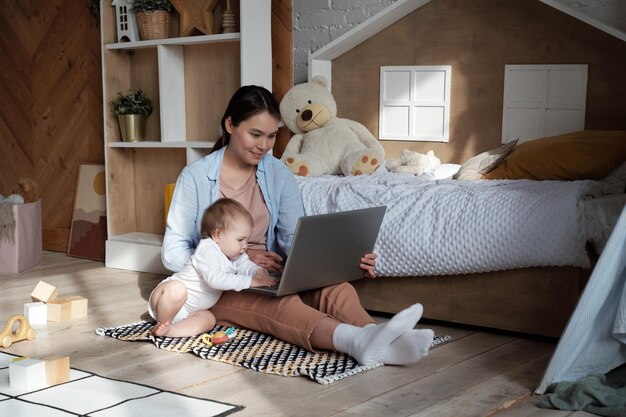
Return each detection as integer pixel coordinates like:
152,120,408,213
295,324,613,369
0,352,242,417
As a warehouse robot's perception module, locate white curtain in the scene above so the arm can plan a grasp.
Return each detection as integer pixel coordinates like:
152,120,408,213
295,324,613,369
537,205,626,393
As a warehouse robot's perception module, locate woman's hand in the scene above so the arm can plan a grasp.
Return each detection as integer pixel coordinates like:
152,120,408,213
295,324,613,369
360,252,377,279
251,269,279,288
248,249,283,272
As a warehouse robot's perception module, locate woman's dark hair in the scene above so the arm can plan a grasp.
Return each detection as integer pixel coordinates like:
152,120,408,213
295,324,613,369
211,85,281,153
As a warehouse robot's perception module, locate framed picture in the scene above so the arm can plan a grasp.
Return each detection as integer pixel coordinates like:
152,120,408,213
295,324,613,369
67,164,106,261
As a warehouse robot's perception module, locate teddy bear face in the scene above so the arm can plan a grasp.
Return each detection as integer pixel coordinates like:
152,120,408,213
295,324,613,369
296,102,331,133
279,76,338,134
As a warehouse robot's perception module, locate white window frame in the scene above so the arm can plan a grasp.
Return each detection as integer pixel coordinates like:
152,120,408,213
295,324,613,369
502,64,588,143
379,65,451,142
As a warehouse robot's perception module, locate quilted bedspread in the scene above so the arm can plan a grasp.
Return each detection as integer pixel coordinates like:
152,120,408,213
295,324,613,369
296,171,599,276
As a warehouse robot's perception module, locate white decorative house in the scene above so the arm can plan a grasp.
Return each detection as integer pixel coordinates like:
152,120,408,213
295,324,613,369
112,0,140,42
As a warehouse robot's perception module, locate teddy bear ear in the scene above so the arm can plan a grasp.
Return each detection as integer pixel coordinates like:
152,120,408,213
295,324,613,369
17,178,31,191
311,75,329,89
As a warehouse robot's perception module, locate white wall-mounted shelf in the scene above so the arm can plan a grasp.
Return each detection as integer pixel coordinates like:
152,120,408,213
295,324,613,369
106,33,240,50
109,141,215,148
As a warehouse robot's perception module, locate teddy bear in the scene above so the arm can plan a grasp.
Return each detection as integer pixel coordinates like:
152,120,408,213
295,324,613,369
0,178,39,204
280,76,385,176
386,149,441,176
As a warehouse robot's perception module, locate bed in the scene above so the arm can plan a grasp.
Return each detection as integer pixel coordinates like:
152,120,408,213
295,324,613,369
294,131,626,337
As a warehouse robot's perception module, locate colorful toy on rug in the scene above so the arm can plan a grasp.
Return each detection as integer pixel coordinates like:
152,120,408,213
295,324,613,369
280,75,385,177
386,149,441,176
201,327,236,346
1,314,36,348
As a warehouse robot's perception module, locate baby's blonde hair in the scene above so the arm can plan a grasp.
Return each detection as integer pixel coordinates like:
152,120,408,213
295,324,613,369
200,198,253,239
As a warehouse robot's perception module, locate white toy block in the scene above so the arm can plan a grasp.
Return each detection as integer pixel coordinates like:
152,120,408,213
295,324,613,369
24,302,47,325
9,358,47,390
31,281,57,303
65,296,88,318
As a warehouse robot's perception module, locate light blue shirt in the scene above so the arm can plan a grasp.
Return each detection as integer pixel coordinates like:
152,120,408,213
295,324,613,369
162,147,305,272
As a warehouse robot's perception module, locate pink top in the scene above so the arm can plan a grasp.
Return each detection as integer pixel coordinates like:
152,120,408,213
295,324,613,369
220,170,269,251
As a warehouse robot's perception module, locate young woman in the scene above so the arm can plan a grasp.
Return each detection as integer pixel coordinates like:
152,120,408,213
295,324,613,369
162,85,433,366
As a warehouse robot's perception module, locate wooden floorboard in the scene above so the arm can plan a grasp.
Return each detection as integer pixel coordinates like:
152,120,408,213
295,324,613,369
0,251,574,416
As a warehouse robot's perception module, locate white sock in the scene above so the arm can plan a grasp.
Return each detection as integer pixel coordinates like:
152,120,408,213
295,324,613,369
332,304,423,366
381,328,434,365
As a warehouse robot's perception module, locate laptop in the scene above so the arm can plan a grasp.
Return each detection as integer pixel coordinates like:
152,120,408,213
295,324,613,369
245,206,386,297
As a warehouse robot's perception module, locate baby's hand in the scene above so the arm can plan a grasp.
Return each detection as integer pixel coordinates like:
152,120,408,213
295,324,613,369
251,270,279,288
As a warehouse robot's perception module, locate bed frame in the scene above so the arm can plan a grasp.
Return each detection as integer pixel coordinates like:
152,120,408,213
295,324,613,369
353,266,591,338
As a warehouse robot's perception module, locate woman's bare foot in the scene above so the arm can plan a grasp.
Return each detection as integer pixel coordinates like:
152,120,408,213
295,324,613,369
151,321,171,336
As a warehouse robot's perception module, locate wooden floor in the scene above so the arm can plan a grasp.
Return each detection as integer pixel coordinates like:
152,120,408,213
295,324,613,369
1,252,593,417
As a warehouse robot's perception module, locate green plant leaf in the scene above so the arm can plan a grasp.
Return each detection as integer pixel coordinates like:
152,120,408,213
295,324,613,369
110,89,154,116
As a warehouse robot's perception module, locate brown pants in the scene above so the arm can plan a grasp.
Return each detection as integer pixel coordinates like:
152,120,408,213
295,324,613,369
211,282,375,352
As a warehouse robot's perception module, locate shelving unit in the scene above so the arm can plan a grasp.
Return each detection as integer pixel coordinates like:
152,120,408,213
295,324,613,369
100,0,271,273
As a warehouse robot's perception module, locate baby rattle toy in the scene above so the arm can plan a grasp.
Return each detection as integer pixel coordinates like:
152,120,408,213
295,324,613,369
201,327,236,347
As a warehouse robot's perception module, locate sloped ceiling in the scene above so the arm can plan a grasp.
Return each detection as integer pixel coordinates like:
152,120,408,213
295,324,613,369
550,0,626,34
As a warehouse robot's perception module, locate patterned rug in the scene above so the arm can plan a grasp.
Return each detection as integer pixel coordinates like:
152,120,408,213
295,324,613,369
96,321,451,385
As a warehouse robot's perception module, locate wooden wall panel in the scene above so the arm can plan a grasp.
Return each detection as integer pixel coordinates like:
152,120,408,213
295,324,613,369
0,0,103,252
1,0,289,252
331,0,626,164
271,0,292,156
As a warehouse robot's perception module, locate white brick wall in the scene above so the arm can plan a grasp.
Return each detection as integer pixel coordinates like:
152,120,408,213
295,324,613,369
293,0,399,84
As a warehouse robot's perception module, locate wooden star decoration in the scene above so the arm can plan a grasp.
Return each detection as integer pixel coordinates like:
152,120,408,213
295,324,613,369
170,0,213,37
203,0,222,35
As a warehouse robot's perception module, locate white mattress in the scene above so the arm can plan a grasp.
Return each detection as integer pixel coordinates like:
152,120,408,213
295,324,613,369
296,170,600,276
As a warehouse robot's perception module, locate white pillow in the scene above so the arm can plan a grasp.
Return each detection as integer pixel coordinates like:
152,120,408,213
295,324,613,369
453,140,518,180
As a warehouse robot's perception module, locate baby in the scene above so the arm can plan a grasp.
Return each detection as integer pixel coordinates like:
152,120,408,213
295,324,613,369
149,198,277,337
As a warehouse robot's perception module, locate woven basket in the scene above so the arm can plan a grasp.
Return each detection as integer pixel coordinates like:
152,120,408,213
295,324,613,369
136,10,170,40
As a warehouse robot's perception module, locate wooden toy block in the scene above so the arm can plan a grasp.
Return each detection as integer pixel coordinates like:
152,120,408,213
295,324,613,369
44,355,70,386
1,314,36,348
9,358,46,390
47,299,71,322
31,281,57,303
65,296,88,318
24,302,47,325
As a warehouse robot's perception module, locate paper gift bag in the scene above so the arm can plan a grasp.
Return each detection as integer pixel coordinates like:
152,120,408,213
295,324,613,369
0,200,43,275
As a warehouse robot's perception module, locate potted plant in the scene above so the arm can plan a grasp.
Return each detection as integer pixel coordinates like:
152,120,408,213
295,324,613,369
110,89,153,142
131,0,173,40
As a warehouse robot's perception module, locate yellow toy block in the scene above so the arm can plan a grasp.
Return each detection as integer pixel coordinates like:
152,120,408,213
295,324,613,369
31,281,57,303
44,355,70,386
47,299,71,322
65,296,88,318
